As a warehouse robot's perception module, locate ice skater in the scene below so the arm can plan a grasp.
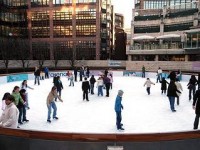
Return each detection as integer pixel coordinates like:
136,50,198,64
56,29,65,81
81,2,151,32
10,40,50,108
1,92,10,111
46,86,63,123
89,75,96,94
19,89,29,123
21,80,34,109
193,88,200,130
114,90,124,130
82,77,90,101
167,80,181,112
187,75,198,101
144,78,155,95
69,72,74,86
160,77,169,94
54,76,63,101
175,78,183,105
96,76,104,96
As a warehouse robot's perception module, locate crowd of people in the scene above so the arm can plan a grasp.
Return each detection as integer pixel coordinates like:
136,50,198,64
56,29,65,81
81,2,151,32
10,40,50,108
0,66,200,131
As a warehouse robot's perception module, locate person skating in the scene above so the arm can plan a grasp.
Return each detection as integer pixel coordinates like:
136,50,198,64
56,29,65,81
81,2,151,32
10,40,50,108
54,76,63,101
144,78,155,95
193,89,200,130
82,77,90,101
104,75,111,97
175,78,183,105
47,86,63,123
12,86,25,125
187,75,198,101
74,67,78,82
114,90,124,130
69,72,74,86
0,95,19,128
1,92,10,111
167,80,181,112
96,76,104,96
19,89,29,122
142,65,145,78
89,75,96,94
156,67,162,83
34,67,40,85
160,77,169,94
21,80,34,109
44,67,49,79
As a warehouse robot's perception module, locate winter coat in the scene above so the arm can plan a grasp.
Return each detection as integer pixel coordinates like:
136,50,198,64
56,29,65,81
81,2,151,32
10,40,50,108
104,76,111,84
115,95,123,112
175,82,183,97
96,79,103,87
0,102,19,128
167,81,181,97
160,79,169,90
193,89,200,114
12,92,24,106
90,77,96,85
82,80,90,91
144,80,154,87
55,80,63,91
47,91,61,106
34,69,40,76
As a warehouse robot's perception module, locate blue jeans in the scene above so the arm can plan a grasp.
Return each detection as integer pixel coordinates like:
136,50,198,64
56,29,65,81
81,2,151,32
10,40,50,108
116,111,122,129
98,86,103,96
34,76,40,85
47,101,57,120
69,80,74,86
168,96,175,111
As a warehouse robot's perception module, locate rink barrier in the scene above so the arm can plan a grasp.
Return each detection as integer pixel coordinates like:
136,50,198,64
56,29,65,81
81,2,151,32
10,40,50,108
0,127,200,150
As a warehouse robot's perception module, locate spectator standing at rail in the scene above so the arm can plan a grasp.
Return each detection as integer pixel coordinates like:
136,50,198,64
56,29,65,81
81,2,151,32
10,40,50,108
142,65,145,78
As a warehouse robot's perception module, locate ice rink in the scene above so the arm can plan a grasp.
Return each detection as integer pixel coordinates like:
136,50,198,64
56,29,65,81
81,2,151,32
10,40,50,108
0,74,197,133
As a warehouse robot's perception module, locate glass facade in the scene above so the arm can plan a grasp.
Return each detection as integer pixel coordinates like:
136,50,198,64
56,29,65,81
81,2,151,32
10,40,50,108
53,10,72,37
31,11,50,38
143,0,195,9
31,0,49,7
186,32,200,49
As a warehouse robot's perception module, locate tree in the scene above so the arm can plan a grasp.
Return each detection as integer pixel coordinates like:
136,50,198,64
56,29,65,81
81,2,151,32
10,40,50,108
0,38,14,73
68,44,78,69
15,38,31,72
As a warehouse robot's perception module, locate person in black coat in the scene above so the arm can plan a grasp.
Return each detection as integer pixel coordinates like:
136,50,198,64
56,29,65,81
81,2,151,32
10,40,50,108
89,75,96,94
104,75,111,97
193,89,200,130
34,67,40,85
54,76,63,101
160,77,169,94
74,67,78,82
187,75,198,101
167,80,181,112
168,71,176,81
82,77,90,101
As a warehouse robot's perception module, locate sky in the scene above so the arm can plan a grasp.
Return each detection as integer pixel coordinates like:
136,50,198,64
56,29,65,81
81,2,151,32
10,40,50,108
112,0,134,29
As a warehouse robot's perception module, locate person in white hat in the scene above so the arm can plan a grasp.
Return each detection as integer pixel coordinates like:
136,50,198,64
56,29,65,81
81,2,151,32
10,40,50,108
114,90,124,130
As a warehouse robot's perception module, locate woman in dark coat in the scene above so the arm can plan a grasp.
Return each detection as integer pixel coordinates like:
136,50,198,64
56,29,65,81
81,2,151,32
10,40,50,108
187,75,198,101
167,80,181,112
160,77,169,94
193,89,200,129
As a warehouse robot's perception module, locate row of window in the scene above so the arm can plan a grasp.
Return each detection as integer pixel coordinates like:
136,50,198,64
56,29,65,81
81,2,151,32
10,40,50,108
134,22,193,33
143,0,194,9
30,0,96,6
0,25,28,37
0,12,26,22
32,41,96,60
2,0,27,6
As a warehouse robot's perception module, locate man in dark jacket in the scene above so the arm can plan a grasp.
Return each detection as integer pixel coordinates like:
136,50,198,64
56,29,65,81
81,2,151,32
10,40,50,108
193,89,200,130
74,67,77,82
104,75,111,97
34,67,40,85
82,77,90,101
114,90,124,130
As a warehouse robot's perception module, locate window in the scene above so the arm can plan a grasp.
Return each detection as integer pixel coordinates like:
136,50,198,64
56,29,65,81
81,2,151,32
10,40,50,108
31,0,49,7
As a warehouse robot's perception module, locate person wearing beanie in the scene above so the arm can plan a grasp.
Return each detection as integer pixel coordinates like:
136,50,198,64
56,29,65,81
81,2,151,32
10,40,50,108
0,95,19,128
114,90,124,130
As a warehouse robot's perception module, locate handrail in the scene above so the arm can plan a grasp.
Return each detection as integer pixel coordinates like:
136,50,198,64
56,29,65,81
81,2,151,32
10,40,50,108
0,127,200,142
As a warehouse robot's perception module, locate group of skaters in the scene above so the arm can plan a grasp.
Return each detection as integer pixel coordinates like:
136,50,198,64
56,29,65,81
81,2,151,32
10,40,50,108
34,66,49,85
142,66,200,130
0,80,34,128
1,66,200,131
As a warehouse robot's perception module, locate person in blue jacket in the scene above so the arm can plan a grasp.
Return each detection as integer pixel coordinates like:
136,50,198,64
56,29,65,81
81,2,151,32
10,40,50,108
114,90,124,130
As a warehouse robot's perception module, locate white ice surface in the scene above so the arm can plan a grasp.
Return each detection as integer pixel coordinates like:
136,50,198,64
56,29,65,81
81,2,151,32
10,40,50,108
0,75,197,134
